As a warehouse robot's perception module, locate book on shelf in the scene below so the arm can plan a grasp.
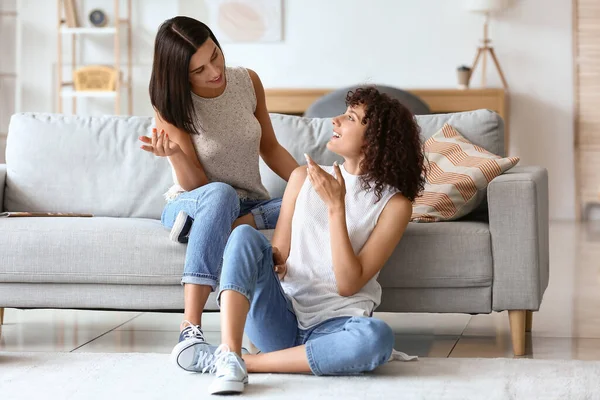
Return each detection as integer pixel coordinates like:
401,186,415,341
0,212,93,218
63,0,79,28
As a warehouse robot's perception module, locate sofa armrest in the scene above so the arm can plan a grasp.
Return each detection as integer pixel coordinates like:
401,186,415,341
487,166,549,311
0,164,6,212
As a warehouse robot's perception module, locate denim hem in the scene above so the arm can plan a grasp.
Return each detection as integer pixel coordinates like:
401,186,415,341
181,274,217,290
250,207,267,230
304,341,323,376
217,284,252,308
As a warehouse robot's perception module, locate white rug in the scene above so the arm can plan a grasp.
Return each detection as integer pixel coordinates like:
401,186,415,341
1,352,599,399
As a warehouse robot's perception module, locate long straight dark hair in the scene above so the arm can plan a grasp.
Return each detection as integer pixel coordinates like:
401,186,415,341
149,16,222,135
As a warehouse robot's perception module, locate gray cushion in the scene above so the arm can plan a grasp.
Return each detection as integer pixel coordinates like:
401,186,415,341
0,217,184,285
379,221,492,289
5,113,170,219
5,110,503,217
264,222,492,290
0,217,490,290
260,114,343,198
417,109,505,157
262,110,504,199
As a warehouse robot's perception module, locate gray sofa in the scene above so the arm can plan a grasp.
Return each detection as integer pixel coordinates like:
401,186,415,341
0,110,548,356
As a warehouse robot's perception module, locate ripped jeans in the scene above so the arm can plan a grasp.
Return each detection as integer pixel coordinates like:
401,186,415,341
161,182,282,289
218,225,395,376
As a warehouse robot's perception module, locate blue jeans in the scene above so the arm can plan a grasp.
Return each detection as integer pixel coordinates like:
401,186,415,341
161,182,282,290
218,225,395,376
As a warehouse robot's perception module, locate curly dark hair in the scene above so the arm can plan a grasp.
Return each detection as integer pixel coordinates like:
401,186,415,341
345,87,426,202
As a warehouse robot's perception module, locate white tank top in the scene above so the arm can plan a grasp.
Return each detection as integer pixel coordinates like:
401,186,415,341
165,66,270,201
281,164,398,329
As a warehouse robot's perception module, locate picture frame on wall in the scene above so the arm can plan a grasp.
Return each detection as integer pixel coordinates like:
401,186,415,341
205,0,283,43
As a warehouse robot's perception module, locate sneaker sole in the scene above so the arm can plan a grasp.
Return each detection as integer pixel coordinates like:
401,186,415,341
169,211,192,243
170,339,213,372
209,377,248,395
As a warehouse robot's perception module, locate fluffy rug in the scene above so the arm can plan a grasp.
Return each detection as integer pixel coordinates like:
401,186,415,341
1,352,599,399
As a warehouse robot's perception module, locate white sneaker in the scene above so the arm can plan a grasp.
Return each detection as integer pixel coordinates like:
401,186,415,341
169,210,193,243
170,322,216,372
208,345,248,395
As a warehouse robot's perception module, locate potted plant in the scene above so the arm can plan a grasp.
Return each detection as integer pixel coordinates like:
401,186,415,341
457,65,472,89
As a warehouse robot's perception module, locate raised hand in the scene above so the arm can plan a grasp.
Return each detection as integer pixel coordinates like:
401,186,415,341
139,128,182,157
305,154,346,211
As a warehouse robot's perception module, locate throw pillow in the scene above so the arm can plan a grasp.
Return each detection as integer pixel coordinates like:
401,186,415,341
411,123,520,222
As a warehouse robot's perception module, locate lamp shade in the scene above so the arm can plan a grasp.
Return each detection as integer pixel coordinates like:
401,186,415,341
464,0,507,13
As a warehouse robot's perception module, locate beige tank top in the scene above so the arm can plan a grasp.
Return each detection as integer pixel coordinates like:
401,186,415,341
165,66,270,201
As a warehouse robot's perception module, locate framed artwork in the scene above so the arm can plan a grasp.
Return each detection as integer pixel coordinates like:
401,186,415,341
205,0,283,43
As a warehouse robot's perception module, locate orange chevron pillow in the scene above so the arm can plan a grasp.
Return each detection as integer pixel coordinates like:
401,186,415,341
411,124,519,222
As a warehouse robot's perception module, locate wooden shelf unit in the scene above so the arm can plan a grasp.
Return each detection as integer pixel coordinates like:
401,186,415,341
56,0,132,115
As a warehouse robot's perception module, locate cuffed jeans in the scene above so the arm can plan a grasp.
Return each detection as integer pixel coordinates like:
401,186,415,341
218,225,395,376
161,182,282,290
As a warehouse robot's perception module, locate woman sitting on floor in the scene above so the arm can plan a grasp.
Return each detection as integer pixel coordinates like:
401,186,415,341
179,87,426,395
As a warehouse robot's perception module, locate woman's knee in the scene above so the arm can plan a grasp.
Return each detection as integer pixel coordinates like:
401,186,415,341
349,318,394,368
221,226,272,287
202,182,238,204
189,183,239,215
227,225,268,253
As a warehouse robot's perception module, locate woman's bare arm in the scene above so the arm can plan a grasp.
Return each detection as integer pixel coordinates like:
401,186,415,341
154,111,209,191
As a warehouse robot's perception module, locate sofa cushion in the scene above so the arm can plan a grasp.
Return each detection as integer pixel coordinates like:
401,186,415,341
5,113,171,219
412,124,519,222
263,225,491,289
5,110,503,216
260,114,343,199
417,109,505,157
0,217,185,285
0,217,491,289
262,110,504,199
261,224,492,289
378,221,493,289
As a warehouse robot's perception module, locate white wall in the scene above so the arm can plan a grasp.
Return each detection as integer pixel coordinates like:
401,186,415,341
5,0,575,220
0,0,16,163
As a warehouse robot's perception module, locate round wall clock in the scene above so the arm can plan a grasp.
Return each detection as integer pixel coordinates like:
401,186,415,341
89,9,108,27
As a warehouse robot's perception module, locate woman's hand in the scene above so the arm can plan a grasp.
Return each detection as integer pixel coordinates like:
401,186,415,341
272,246,287,280
305,154,346,212
139,128,182,157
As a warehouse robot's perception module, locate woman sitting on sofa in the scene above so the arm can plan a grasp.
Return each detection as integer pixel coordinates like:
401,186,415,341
177,87,427,395
139,16,298,366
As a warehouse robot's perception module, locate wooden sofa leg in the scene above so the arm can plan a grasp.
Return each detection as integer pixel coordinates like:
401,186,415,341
508,310,526,356
525,310,533,332
0,308,4,325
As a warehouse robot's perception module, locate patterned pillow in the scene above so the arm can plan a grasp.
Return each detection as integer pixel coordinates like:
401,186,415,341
411,123,520,222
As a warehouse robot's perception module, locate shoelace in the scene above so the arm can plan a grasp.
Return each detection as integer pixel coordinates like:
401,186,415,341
196,351,216,371
204,344,244,375
180,321,215,371
181,320,205,341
